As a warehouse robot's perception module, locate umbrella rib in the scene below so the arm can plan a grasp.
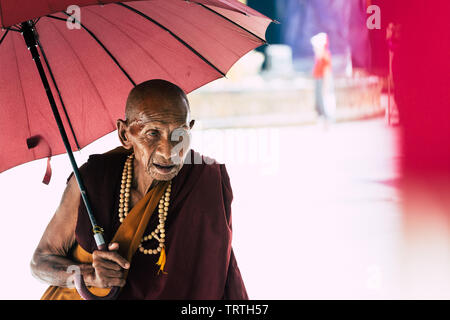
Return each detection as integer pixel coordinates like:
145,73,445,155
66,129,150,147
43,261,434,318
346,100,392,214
4,25,22,32
116,2,226,77
83,7,181,86
0,29,9,46
46,14,136,87
197,4,267,44
35,33,81,150
44,18,116,130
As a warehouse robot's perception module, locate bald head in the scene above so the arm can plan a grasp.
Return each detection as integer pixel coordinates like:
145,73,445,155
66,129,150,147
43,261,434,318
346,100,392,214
117,79,194,182
125,79,189,123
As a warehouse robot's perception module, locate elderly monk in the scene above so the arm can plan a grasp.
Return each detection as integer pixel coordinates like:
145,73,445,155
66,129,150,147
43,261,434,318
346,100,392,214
30,79,248,300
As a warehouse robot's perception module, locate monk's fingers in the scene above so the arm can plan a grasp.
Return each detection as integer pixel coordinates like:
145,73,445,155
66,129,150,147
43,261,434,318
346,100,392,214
92,258,123,271
92,250,130,269
96,275,126,288
108,242,119,251
95,268,124,282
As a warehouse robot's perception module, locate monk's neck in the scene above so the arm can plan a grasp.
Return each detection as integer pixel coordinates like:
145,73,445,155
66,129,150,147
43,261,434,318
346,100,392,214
132,158,154,197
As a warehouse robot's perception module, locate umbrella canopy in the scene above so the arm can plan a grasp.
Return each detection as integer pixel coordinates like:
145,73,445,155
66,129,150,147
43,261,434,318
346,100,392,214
0,0,272,173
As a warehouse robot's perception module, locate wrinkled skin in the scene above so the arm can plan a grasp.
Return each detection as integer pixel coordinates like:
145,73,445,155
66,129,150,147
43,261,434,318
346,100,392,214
117,85,194,194
30,80,194,289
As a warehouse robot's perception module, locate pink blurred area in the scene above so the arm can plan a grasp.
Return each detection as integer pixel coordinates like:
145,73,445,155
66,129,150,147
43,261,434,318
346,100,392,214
390,0,450,297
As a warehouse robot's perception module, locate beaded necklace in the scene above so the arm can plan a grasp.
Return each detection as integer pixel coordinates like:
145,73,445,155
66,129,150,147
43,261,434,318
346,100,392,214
119,153,170,273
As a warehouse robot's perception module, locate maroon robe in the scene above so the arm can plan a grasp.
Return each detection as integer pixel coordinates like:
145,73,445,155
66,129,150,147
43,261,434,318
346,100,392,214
70,148,248,299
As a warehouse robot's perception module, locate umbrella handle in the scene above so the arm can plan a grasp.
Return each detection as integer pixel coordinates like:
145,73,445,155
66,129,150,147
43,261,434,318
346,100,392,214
74,244,121,300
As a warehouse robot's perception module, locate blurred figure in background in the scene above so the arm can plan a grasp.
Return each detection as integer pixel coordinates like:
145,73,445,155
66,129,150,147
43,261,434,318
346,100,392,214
311,32,336,129
385,22,401,125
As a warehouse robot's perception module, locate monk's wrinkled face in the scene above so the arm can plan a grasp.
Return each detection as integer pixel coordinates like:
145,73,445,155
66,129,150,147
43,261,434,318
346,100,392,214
118,94,193,182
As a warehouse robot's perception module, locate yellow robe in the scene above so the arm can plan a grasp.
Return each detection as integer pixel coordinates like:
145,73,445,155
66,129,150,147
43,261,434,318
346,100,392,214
41,181,169,300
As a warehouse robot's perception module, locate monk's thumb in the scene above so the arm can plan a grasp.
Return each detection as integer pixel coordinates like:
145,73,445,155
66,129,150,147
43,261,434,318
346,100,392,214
108,242,119,251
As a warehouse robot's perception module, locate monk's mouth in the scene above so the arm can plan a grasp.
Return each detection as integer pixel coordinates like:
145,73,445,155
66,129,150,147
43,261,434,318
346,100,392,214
152,163,176,174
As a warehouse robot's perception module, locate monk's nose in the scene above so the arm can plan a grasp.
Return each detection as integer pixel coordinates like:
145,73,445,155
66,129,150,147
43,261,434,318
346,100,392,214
155,138,172,162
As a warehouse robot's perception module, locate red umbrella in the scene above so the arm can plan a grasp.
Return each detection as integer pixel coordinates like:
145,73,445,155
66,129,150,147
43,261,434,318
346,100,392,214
0,0,272,299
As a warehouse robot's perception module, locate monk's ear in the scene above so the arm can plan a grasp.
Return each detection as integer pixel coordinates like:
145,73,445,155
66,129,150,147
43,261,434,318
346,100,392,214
117,119,132,150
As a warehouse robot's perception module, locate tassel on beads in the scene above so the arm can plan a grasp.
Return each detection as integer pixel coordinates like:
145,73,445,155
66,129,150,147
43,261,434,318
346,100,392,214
156,247,167,275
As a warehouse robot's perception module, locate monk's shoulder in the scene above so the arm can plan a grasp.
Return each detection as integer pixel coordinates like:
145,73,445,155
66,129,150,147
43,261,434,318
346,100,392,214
187,151,231,189
90,151,127,165
187,151,223,175
187,152,233,223
67,147,129,183
87,146,130,166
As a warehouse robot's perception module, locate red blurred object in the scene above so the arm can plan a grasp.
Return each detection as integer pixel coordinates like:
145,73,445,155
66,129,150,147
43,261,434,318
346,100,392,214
312,52,331,79
0,0,272,173
374,0,450,296
371,0,450,204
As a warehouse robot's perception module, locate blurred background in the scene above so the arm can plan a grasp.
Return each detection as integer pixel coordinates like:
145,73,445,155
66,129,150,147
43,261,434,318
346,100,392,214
1,0,449,299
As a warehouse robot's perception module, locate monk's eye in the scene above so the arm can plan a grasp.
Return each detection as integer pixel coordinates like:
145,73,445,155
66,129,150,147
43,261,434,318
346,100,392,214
145,130,159,138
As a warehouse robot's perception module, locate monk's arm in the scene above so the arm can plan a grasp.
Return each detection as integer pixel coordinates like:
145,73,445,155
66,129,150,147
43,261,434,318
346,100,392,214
30,175,95,287
30,175,129,288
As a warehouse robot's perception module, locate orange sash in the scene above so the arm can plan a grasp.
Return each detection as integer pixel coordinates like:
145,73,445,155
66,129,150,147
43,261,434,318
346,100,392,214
41,181,168,300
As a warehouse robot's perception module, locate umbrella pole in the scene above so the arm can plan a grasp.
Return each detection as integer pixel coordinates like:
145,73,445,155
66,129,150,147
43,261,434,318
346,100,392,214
20,21,107,251
22,20,121,300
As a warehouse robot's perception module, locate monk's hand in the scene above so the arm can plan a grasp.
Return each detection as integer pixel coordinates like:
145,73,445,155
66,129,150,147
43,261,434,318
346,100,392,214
90,242,130,288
